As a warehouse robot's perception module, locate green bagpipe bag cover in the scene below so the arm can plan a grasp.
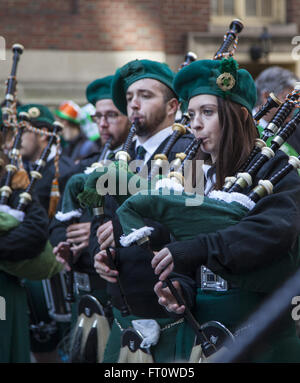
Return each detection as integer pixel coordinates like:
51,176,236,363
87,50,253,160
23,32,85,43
116,189,300,293
77,161,159,209
0,211,63,280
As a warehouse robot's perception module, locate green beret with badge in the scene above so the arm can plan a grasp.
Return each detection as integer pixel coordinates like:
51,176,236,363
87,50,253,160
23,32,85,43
173,57,257,113
111,59,177,115
17,103,55,129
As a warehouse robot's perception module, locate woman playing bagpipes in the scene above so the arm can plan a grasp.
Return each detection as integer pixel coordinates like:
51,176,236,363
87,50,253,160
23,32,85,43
113,57,300,362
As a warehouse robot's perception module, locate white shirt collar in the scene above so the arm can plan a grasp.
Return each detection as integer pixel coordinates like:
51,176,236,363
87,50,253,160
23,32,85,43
202,163,216,195
46,144,58,162
134,126,173,164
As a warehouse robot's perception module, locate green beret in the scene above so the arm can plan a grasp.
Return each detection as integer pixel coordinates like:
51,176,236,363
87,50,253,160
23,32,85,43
86,75,113,105
173,58,257,113
17,103,55,129
111,59,176,115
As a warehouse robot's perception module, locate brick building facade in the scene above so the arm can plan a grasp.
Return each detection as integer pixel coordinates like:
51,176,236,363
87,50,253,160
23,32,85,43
0,0,299,105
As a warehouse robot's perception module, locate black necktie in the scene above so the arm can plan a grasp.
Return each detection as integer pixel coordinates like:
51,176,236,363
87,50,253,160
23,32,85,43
106,151,115,160
135,145,146,161
135,146,146,172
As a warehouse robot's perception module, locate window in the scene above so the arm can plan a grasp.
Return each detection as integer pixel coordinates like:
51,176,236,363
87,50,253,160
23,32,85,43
211,0,286,25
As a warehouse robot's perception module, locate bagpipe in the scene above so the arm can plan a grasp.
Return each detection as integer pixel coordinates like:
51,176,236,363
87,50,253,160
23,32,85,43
76,17,246,229
60,113,197,362
223,87,300,194
66,121,139,363
51,122,136,363
0,44,24,181
21,118,75,325
73,20,251,363
0,44,27,195
78,21,247,207
0,47,71,348
1,43,24,139
59,21,247,224
0,107,64,280
113,90,300,364
114,109,300,362
227,83,300,180
98,23,300,362
56,19,299,363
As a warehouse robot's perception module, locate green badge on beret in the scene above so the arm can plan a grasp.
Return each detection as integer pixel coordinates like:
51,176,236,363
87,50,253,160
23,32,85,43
86,75,114,106
17,103,55,129
111,59,177,115
173,57,257,113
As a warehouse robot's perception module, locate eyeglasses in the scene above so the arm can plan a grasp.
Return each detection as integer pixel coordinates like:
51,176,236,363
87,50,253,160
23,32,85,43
91,111,120,124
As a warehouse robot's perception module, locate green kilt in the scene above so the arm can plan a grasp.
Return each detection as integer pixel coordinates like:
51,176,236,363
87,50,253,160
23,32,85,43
102,307,192,363
0,272,30,363
182,287,300,363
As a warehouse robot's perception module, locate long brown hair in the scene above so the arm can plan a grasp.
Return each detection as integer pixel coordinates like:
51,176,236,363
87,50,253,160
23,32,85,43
192,97,258,190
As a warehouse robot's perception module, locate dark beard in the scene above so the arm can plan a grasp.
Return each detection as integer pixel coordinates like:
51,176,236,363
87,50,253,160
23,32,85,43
135,123,150,137
135,106,167,138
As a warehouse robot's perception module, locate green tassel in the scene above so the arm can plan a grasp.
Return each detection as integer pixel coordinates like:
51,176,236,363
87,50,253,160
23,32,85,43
220,57,238,77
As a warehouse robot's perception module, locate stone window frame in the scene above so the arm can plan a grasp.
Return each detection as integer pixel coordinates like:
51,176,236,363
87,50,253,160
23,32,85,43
211,0,286,26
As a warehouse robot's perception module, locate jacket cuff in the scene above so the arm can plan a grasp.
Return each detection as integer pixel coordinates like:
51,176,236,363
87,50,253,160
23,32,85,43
166,238,207,275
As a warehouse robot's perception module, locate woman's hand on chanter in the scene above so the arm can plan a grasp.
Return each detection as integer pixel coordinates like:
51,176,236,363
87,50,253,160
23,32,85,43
94,249,118,283
151,247,174,281
154,280,186,315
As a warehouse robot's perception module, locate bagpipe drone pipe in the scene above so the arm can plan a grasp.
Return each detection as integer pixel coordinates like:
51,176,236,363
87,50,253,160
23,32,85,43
1,43,24,140
0,114,64,281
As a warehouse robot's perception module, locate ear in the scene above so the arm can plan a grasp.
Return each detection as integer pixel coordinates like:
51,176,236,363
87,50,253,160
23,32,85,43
261,91,269,105
37,133,48,147
241,106,249,122
166,98,179,116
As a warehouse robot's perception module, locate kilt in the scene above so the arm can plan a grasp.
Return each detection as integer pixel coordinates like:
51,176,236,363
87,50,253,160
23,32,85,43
0,272,30,362
102,307,191,363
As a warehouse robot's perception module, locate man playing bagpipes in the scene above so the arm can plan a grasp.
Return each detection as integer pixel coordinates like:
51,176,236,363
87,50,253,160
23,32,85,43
49,75,131,362
92,59,195,363
129,58,300,362
0,112,63,363
19,104,75,217
14,103,78,362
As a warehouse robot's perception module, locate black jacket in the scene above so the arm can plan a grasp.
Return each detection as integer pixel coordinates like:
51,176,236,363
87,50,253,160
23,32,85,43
0,190,49,261
166,150,300,279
